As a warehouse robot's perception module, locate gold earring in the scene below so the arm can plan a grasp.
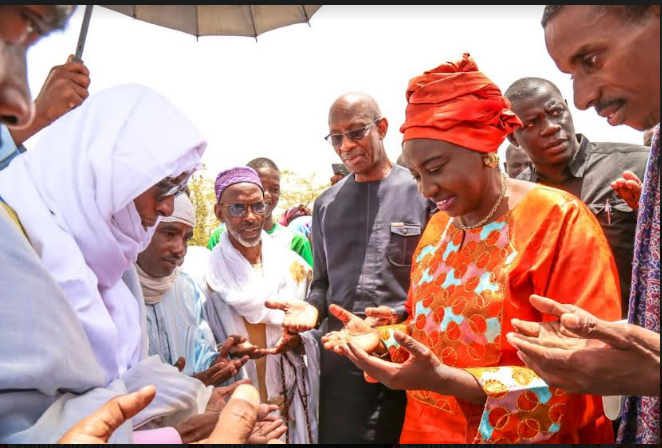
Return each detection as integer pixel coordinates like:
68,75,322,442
484,153,499,169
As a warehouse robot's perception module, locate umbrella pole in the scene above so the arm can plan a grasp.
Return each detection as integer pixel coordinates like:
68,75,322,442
74,5,95,62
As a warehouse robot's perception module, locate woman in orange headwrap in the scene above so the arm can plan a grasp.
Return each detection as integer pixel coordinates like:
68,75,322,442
321,54,619,443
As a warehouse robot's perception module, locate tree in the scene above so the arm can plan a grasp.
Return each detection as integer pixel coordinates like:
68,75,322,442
187,166,218,247
278,169,329,219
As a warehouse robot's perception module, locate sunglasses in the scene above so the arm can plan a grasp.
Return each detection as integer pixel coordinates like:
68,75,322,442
219,201,270,218
324,118,381,148
154,171,194,202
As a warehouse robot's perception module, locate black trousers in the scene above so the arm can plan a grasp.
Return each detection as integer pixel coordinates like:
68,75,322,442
318,350,407,444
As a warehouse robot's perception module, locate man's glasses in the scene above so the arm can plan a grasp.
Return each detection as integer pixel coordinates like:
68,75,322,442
154,171,193,202
324,118,380,148
219,201,270,218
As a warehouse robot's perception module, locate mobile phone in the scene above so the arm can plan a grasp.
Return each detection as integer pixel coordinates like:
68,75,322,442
332,163,350,176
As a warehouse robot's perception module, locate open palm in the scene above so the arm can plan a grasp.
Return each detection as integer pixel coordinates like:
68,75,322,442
321,304,381,355
265,300,319,332
510,295,608,351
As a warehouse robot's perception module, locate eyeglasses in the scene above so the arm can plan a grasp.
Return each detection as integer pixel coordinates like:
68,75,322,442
154,171,193,202
219,201,270,218
324,118,380,147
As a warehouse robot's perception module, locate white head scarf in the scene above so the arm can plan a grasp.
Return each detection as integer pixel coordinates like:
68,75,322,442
207,231,287,326
161,193,197,228
0,84,207,384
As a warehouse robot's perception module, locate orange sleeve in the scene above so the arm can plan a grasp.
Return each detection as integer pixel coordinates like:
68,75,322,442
461,192,620,443
538,198,622,321
536,196,620,440
507,190,622,323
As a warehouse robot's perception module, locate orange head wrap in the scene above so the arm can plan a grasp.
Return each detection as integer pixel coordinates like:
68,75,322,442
400,53,522,154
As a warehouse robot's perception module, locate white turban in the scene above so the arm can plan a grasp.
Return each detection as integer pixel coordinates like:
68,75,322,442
162,194,196,228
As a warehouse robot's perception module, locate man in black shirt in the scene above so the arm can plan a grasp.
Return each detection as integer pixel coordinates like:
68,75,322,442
314,92,436,443
505,77,649,316
268,93,434,443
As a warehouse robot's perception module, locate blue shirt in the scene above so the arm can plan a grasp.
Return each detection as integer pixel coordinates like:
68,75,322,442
0,125,25,171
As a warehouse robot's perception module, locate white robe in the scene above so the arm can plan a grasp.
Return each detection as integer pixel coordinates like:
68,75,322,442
0,215,211,443
0,84,207,383
203,231,320,444
0,206,132,443
0,85,212,442
122,265,213,430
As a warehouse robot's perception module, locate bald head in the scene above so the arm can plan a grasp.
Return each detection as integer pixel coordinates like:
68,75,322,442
505,77,564,104
328,93,382,124
326,92,392,183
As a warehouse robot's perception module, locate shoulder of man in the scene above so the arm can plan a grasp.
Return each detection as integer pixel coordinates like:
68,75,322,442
517,167,535,182
176,270,198,291
391,165,438,214
315,173,351,208
390,164,414,182
390,165,427,193
176,270,210,307
589,139,651,157
589,140,651,174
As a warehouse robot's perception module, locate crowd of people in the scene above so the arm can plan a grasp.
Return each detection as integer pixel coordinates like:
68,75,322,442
0,4,659,445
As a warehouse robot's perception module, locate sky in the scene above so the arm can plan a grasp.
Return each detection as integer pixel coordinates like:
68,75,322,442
26,5,644,183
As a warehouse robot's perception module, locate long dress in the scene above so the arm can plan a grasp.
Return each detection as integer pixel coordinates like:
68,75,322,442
382,185,621,443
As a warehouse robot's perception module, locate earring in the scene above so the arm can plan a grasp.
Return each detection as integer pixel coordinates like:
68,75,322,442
484,153,499,169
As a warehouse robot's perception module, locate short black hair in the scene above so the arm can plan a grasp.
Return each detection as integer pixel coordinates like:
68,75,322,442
505,77,563,104
247,157,279,172
542,5,653,27
541,5,564,26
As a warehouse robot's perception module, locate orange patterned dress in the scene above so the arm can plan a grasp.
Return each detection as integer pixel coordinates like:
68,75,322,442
381,185,621,443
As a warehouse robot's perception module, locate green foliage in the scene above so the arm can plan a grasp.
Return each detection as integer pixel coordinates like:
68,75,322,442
187,167,218,247
277,169,329,218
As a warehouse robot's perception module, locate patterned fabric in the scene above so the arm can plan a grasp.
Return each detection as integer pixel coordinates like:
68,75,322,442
619,124,661,444
407,216,516,408
380,324,410,361
466,367,566,444
214,166,263,202
379,185,620,444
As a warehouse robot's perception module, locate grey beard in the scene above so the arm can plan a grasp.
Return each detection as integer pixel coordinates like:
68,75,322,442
227,226,261,248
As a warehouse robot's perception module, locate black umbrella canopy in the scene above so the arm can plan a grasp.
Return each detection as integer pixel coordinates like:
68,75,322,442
103,5,321,38
75,5,322,60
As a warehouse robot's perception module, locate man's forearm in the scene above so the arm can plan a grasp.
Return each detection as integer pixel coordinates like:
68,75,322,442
628,324,660,396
